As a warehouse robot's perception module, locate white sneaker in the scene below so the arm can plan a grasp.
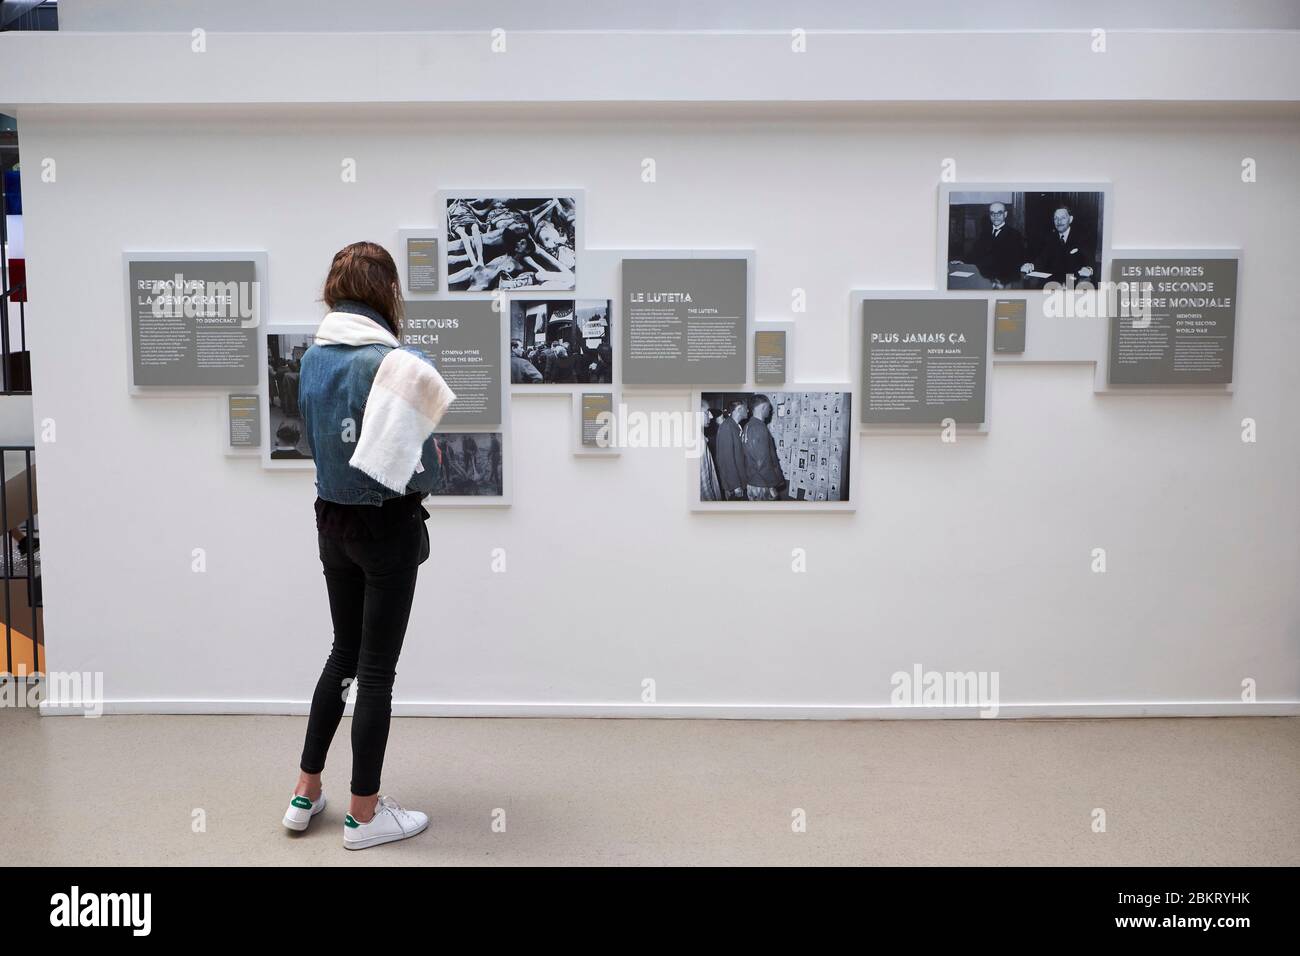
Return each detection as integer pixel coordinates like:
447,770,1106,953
343,795,429,850
282,792,327,832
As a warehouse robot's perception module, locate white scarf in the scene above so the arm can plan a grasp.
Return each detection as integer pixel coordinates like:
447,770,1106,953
314,310,457,493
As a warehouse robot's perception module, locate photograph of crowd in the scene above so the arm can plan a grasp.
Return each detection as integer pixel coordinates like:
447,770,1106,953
510,298,612,385
446,196,577,292
945,188,1105,290
267,333,313,460
700,391,851,502
430,432,504,496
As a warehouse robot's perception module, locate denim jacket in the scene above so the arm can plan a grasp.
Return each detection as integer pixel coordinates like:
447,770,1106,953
299,300,443,505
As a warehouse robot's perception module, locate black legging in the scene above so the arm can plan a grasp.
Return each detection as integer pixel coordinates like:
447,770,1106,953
299,519,425,796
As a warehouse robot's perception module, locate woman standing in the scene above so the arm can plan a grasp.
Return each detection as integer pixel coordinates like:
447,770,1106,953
282,242,455,850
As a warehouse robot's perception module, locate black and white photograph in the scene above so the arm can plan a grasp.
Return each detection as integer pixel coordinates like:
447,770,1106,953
943,187,1106,291
431,432,505,496
700,391,851,503
510,298,613,385
9,0,1300,900
445,196,577,292
267,333,313,460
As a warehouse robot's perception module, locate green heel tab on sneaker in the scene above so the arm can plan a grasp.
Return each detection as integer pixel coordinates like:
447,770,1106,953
291,796,312,810
344,814,360,828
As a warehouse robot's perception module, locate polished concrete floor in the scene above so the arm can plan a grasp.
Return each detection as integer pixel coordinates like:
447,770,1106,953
3,709,1296,866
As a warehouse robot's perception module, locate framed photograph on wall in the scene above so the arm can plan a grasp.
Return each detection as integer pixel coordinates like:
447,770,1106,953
508,296,614,392
691,385,856,513
426,432,507,498
261,324,317,471
938,183,1111,293
440,190,581,293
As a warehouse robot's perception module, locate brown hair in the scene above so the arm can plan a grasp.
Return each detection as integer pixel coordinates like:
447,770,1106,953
322,241,403,333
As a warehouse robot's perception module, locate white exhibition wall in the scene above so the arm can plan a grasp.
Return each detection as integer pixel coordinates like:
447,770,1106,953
19,104,1300,716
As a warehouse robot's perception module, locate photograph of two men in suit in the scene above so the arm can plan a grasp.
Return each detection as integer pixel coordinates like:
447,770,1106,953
946,189,1105,290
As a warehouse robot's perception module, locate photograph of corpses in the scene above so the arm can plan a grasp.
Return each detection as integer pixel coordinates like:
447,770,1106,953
446,196,577,292
700,390,851,502
510,298,612,385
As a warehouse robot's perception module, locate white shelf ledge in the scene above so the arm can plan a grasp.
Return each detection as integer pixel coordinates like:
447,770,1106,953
2,30,1298,112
